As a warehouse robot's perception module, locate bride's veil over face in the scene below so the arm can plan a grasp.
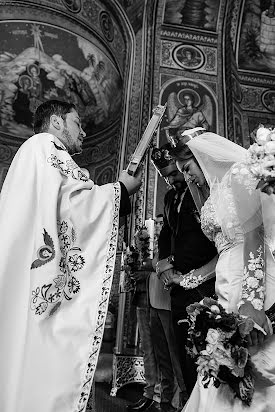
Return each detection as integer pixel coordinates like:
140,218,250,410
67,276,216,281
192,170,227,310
186,132,247,187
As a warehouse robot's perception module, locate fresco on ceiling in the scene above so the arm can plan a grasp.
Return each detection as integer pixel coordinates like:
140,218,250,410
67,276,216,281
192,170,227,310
61,0,82,13
238,0,275,73
163,0,220,31
0,21,122,139
173,45,204,70
159,79,216,147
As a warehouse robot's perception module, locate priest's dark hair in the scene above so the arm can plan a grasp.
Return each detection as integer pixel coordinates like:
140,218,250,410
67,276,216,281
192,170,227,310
33,99,76,133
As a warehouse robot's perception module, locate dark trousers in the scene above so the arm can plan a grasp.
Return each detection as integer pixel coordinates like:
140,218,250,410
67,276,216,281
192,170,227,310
150,308,184,405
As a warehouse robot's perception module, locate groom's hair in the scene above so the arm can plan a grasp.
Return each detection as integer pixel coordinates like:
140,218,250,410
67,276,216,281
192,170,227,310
33,100,76,133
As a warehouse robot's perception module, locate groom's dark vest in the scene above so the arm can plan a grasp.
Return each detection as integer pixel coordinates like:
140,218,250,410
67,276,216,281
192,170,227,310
158,188,217,318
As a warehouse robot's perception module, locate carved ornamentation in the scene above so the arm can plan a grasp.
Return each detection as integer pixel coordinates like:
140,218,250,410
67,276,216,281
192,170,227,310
204,47,217,72
111,354,145,396
100,10,114,42
161,41,173,66
230,0,242,48
241,86,265,111
0,144,14,163
61,0,82,13
161,29,218,45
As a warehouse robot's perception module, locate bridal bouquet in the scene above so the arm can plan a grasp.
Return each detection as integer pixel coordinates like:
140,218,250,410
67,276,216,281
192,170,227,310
185,297,255,405
246,125,275,193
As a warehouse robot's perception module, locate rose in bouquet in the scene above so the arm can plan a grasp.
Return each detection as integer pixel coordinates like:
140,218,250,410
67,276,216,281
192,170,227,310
246,125,275,194
185,297,256,405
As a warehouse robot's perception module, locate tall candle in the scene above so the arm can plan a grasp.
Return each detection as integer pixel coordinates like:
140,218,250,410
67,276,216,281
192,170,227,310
144,218,154,259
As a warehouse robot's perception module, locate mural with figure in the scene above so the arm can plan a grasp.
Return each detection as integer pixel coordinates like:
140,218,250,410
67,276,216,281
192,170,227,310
173,45,204,70
0,21,122,139
159,78,217,147
163,0,221,31
238,0,275,73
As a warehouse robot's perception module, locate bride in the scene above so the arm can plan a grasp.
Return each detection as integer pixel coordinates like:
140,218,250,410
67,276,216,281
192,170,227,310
167,129,275,411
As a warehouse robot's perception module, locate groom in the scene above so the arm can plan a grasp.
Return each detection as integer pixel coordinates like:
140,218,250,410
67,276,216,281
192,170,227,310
151,144,218,396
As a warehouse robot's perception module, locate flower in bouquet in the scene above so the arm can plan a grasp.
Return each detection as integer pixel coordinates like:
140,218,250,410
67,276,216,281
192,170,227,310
134,226,151,262
246,125,275,194
185,297,255,405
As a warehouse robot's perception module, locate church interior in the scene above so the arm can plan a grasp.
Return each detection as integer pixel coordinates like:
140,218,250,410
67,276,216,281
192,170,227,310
1,0,275,411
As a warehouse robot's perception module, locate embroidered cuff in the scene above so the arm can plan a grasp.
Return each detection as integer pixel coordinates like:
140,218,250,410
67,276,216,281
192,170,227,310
179,269,215,290
238,246,265,311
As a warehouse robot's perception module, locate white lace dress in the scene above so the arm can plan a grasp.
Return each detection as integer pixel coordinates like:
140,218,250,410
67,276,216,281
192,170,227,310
183,163,275,412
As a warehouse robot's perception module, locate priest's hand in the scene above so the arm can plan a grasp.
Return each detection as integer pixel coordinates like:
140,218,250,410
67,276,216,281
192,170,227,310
119,169,142,196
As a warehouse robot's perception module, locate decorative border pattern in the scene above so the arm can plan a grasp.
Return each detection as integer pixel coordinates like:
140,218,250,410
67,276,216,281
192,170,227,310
75,182,120,412
161,28,218,45
230,0,242,50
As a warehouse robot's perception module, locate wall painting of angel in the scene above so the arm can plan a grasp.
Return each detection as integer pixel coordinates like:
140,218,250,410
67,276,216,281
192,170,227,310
159,78,217,147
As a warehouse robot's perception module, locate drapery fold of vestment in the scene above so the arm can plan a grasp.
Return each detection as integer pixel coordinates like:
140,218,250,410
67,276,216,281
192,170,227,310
0,133,121,412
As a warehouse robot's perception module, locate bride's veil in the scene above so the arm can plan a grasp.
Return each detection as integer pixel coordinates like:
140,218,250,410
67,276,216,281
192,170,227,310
186,132,247,187
185,132,264,241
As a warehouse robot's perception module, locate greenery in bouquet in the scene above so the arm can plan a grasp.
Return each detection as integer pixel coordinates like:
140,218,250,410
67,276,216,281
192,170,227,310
247,125,275,194
186,297,255,406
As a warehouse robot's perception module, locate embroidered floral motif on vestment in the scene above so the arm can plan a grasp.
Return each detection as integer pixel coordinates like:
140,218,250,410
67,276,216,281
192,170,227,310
30,220,84,316
47,154,88,181
31,229,55,268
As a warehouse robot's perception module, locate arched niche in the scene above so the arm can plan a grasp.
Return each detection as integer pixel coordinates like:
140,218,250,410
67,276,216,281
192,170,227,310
0,0,135,186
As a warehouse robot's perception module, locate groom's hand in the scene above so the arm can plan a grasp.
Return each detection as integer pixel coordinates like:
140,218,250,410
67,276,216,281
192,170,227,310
239,302,270,347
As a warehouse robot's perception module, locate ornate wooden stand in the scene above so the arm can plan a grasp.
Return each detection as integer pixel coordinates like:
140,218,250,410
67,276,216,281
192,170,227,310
110,253,146,396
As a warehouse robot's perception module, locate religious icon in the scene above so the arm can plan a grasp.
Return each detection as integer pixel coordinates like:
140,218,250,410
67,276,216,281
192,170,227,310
174,45,204,70
165,88,212,137
18,75,33,97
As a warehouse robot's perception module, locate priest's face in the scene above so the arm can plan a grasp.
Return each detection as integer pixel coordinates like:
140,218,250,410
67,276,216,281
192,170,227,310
62,109,86,155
